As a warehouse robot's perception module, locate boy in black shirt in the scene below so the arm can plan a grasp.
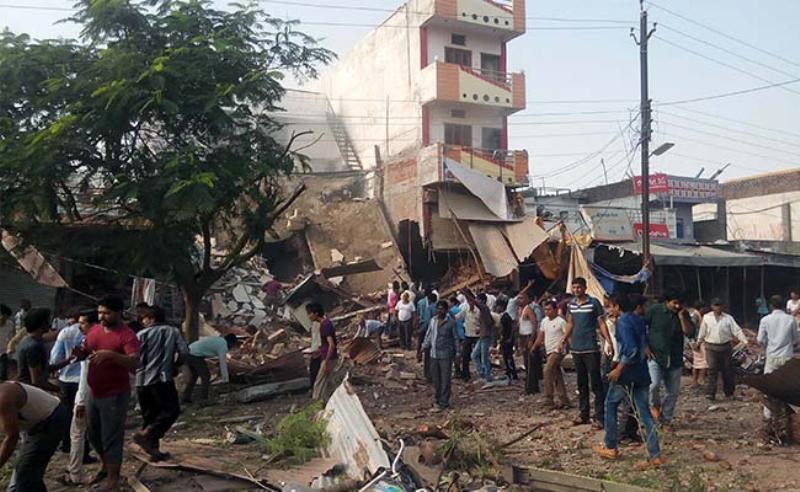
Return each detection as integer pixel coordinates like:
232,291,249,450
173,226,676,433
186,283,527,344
16,308,60,392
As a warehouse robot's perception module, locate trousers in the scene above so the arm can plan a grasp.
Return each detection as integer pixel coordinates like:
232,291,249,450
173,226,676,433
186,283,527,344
181,355,211,402
705,342,735,399
605,383,660,459
647,361,682,423
430,357,453,408
543,352,568,404
138,381,181,442
574,351,605,423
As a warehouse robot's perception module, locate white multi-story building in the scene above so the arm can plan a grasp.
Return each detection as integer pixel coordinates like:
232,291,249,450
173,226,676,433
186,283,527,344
313,0,530,276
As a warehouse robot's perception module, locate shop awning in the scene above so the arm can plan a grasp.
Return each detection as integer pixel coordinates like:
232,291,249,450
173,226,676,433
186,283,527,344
438,189,516,222
467,219,550,277
444,159,509,220
603,242,763,267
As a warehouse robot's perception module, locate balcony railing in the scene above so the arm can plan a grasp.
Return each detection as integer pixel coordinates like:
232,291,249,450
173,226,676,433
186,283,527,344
418,143,528,186
461,66,513,89
420,62,525,111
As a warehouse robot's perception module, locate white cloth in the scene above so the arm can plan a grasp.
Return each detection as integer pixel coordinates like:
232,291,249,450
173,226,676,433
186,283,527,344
13,310,26,331
402,290,416,304
541,316,567,355
310,320,321,352
757,310,797,361
519,306,535,336
463,305,481,338
396,300,416,322
787,299,800,315
604,317,620,362
486,294,497,310
18,383,60,431
698,312,748,345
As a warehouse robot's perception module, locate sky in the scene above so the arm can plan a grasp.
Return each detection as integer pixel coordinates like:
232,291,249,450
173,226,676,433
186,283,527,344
3,0,800,190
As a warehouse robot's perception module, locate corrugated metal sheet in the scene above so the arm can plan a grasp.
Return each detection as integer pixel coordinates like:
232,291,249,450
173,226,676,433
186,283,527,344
324,376,391,481
444,159,509,220
610,242,762,267
503,217,550,261
468,223,517,278
439,189,515,222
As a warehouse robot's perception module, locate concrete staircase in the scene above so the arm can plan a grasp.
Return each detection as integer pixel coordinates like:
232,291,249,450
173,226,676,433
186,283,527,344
325,101,363,171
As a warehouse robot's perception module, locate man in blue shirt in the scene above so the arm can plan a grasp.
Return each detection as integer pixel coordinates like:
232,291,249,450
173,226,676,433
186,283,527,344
594,294,663,468
182,334,238,405
49,307,84,453
560,277,612,428
416,291,438,381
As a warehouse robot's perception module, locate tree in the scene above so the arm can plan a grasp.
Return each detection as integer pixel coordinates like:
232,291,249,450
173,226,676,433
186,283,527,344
0,0,334,339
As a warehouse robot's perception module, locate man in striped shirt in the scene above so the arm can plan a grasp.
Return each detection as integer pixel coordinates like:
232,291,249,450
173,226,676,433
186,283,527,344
561,277,612,429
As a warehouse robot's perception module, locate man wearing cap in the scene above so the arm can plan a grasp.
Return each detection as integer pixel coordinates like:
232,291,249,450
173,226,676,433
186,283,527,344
697,298,749,401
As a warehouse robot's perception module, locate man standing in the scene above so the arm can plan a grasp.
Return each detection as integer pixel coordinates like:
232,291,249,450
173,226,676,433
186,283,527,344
420,301,457,411
560,277,611,428
534,301,569,408
50,307,86,453
645,291,695,430
306,303,338,400
470,293,496,383
417,291,438,381
14,299,30,332
80,295,140,491
182,333,237,405
757,295,797,444
0,382,71,491
16,308,60,392
0,305,14,381
448,296,466,377
698,298,748,401
495,299,518,382
134,306,189,460
64,310,96,486
460,295,482,381
594,294,663,468
395,291,417,350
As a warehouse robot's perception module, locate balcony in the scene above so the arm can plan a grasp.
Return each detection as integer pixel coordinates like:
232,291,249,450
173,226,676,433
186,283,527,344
420,61,525,112
421,0,526,38
418,143,529,187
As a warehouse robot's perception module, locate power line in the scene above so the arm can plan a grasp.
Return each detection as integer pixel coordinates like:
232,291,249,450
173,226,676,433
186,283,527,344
659,120,800,158
664,106,800,139
649,1,800,71
654,77,800,106
658,130,800,166
654,35,800,98
659,23,800,82
258,0,635,23
661,151,774,174
657,111,800,150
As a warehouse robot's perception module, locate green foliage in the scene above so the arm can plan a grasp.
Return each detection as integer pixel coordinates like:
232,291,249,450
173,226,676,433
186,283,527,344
440,415,506,478
0,0,334,337
265,401,330,465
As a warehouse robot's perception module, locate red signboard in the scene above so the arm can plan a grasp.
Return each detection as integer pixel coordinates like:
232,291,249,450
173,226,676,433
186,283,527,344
633,173,670,194
634,223,670,238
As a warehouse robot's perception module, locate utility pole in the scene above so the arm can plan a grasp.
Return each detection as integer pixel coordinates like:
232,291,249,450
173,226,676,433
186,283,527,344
632,1,656,265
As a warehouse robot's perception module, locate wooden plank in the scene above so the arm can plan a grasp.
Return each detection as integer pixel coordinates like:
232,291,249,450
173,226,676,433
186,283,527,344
515,466,655,492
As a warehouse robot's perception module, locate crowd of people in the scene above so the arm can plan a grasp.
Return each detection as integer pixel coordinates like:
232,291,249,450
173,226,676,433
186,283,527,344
364,277,800,468
0,296,238,491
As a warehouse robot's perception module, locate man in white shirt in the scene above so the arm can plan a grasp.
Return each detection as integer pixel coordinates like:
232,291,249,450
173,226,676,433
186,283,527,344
757,295,798,444
697,298,749,401
786,291,800,316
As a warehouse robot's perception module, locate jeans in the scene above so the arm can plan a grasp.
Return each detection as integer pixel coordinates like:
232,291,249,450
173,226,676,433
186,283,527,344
181,355,211,403
574,351,605,423
308,357,321,389
705,342,735,399
138,381,181,443
88,392,130,465
604,383,660,459
8,403,70,492
647,361,682,423
471,337,493,382
398,319,413,350
430,357,453,408
58,381,79,451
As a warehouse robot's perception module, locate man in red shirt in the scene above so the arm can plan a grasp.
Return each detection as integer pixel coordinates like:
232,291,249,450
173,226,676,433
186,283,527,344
78,296,139,491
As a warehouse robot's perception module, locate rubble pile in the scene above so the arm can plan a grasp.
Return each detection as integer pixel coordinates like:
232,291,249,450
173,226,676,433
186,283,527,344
207,256,283,329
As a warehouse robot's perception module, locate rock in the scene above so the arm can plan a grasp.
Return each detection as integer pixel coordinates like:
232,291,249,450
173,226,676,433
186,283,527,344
399,371,417,380
227,301,239,312
251,297,265,309
232,284,249,303
330,249,344,263
381,242,393,249
251,309,267,327
702,450,720,462
719,461,732,471
386,367,401,381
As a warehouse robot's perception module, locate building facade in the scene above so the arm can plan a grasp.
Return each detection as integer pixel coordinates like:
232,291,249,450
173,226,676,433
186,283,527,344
315,0,530,276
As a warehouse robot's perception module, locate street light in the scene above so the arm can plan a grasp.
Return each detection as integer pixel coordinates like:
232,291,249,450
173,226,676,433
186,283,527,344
650,142,674,156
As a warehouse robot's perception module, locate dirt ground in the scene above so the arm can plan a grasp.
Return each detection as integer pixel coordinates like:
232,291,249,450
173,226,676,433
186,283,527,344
9,350,800,492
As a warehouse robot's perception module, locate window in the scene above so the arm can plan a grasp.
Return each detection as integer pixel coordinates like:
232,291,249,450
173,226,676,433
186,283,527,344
451,109,466,118
480,53,502,81
676,218,685,239
445,47,472,67
451,34,466,46
444,123,472,147
481,127,502,150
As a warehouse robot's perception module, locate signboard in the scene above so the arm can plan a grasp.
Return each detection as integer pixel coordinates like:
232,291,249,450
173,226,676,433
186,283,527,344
580,206,634,242
632,174,720,203
634,223,670,238
633,173,669,194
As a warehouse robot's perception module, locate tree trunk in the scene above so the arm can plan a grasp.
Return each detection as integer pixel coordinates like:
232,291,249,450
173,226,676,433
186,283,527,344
182,286,202,342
